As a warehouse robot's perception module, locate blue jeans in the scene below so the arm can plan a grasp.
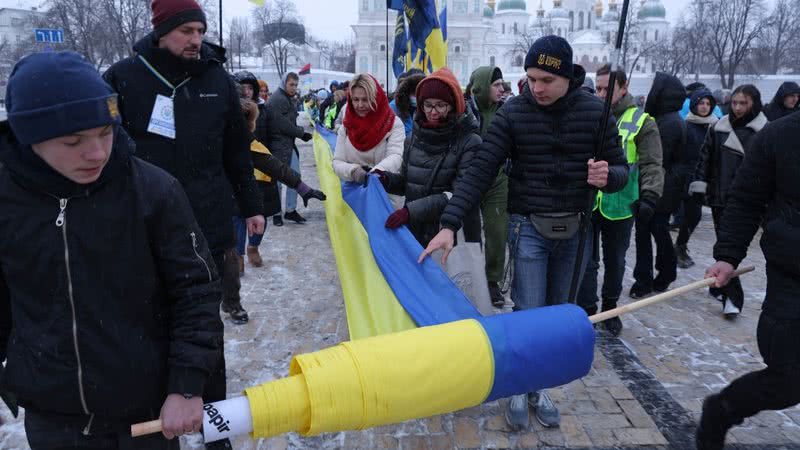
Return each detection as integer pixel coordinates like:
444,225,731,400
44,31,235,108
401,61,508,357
232,216,265,256
275,150,300,215
508,214,592,311
577,213,634,315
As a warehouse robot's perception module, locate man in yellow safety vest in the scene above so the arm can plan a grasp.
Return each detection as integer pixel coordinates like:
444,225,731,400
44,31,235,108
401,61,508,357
577,64,665,336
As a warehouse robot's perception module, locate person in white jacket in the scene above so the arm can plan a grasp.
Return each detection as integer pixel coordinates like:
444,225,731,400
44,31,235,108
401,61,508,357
333,74,405,205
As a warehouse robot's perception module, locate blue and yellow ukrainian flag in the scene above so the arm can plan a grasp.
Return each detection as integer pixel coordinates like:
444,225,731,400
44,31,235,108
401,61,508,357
388,0,448,74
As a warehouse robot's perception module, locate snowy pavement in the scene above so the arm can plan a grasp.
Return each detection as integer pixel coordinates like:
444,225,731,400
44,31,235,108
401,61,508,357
2,140,799,449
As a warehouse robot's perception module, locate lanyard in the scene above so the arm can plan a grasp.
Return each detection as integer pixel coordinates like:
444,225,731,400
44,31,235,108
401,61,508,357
137,55,191,99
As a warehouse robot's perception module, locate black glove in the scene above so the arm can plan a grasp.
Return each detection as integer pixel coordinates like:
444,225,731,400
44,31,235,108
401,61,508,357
301,132,313,142
301,189,326,207
631,194,657,223
297,181,326,207
360,166,373,187
371,169,390,189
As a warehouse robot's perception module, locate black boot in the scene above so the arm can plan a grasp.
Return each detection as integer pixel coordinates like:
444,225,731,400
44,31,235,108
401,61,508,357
272,215,284,227
221,301,249,325
629,281,652,299
696,394,742,450
284,210,307,224
601,298,623,337
653,272,676,293
675,243,695,269
488,282,505,308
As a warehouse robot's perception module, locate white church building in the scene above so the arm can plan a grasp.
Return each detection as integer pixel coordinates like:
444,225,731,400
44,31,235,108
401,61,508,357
353,0,669,90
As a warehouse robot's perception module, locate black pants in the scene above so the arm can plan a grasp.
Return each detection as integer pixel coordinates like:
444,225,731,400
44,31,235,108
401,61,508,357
25,409,178,450
577,213,634,315
207,254,231,450
675,194,703,246
710,207,744,309
633,212,677,287
716,265,800,422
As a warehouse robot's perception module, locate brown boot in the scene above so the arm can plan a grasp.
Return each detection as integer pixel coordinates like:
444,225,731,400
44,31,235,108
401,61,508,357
237,255,244,277
246,245,263,267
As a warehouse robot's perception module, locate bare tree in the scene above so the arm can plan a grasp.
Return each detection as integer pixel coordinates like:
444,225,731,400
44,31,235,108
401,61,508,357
100,0,150,60
755,0,800,74
702,0,765,88
509,18,554,64
227,17,252,71
647,26,694,76
46,0,111,68
252,0,303,79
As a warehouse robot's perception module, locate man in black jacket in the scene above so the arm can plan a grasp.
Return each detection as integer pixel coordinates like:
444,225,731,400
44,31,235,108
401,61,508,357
265,72,313,225
102,2,263,448
421,35,628,431
696,113,800,450
1,51,223,450
630,73,686,298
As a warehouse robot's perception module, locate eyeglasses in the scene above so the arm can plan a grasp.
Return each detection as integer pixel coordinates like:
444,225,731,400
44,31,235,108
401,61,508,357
422,102,450,113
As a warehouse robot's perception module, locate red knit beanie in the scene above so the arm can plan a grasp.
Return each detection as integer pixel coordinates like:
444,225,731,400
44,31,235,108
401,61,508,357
151,0,207,38
417,78,455,109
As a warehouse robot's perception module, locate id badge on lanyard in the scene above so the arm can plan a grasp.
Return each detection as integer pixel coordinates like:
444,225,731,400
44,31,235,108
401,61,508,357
138,54,190,140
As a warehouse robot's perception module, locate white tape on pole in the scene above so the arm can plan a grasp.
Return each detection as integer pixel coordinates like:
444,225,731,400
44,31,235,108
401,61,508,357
202,396,253,443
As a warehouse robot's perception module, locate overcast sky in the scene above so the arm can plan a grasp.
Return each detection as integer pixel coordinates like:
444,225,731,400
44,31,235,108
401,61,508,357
3,0,697,42
221,0,694,41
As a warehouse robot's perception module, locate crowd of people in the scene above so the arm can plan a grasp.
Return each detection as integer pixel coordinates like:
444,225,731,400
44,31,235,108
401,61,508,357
1,1,799,449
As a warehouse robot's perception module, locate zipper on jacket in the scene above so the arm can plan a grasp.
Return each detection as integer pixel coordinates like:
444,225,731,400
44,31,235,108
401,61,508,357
190,232,213,282
55,198,91,418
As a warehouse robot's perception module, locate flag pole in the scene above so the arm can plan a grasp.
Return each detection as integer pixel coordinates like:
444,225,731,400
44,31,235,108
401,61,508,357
386,4,391,92
566,0,632,305
219,0,223,47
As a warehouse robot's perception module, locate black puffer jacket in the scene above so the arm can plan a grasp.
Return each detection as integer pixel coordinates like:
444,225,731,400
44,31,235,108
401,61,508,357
645,72,687,214
440,66,628,231
691,111,768,207
0,124,223,423
763,81,800,121
265,80,305,167
103,33,261,254
385,112,483,246
713,113,800,317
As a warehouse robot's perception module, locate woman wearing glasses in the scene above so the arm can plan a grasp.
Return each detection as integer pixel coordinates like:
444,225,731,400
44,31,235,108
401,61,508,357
332,74,405,207
377,68,483,250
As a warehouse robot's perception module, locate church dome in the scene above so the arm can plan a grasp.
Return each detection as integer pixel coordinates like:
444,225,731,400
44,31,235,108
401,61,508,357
638,0,666,19
483,5,495,17
497,0,526,11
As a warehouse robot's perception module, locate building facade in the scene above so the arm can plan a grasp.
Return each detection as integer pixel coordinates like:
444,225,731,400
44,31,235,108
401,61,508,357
353,0,669,89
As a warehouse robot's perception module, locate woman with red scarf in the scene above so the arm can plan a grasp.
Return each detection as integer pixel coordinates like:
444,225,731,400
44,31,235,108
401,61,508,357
332,74,405,208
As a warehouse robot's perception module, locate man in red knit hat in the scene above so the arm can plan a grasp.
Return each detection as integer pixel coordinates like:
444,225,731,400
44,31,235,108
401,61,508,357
104,1,263,449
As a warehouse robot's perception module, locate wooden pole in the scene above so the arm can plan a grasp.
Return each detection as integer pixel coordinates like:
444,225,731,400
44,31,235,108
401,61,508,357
589,267,755,324
131,419,163,438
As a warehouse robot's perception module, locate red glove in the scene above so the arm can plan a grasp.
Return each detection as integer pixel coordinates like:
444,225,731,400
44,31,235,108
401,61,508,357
385,207,410,229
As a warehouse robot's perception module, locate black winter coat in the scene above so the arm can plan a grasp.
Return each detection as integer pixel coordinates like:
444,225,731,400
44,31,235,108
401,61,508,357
692,112,768,207
440,68,628,231
763,81,800,121
645,72,687,214
103,34,261,254
713,113,800,317
255,102,270,145
385,112,483,246
265,88,304,166
0,124,223,423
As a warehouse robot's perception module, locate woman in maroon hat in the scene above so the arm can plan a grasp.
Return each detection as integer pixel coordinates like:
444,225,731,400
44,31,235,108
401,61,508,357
376,68,490,312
